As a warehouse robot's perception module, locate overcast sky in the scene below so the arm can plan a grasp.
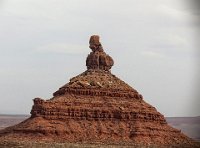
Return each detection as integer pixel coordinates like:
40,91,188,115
0,0,199,117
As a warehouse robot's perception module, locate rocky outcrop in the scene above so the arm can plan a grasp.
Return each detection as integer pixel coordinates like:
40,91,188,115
0,35,198,147
31,96,164,123
86,35,114,71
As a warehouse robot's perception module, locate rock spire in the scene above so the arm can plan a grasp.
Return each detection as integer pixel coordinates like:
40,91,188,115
86,35,114,71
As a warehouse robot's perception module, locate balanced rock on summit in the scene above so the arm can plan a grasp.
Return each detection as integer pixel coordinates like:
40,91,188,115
86,35,114,71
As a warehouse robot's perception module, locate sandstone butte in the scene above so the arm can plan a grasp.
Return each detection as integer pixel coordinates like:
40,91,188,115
0,35,199,148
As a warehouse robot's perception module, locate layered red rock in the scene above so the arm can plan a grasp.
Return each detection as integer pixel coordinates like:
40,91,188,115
0,35,199,147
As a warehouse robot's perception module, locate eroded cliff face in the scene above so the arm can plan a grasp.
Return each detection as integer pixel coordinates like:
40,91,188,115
0,35,198,147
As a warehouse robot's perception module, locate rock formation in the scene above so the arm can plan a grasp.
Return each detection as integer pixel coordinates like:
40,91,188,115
0,35,199,147
86,35,114,71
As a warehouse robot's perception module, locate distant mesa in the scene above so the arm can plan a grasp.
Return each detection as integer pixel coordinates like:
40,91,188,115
0,35,199,147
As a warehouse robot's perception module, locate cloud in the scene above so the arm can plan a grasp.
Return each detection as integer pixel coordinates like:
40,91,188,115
144,35,196,59
35,43,88,54
140,51,165,59
156,4,191,20
183,0,200,16
154,1,200,28
152,34,190,51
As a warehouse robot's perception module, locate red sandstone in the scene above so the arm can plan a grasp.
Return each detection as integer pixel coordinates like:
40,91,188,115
0,35,199,147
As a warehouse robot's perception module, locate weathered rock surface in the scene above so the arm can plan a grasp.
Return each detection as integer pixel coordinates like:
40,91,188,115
0,35,199,147
86,35,114,71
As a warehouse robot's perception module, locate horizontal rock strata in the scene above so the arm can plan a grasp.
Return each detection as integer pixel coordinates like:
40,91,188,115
0,35,198,147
